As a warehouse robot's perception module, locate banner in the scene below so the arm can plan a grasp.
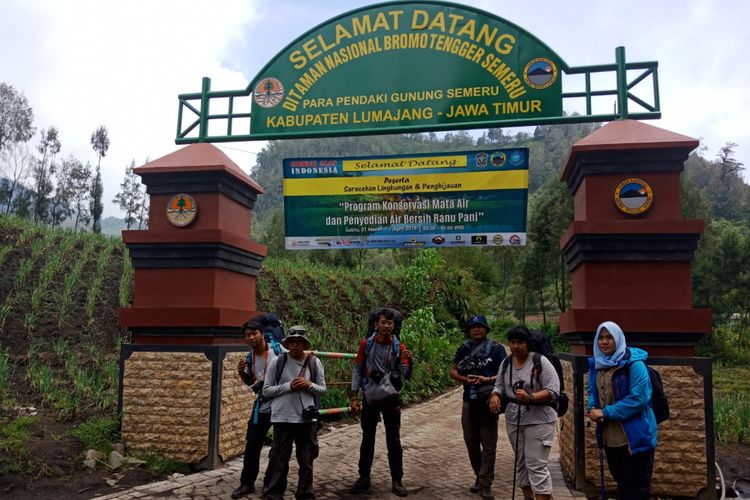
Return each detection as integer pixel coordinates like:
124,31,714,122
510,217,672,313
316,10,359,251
283,149,528,249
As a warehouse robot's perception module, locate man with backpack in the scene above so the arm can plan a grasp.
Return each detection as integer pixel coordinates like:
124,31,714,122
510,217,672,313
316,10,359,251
349,307,414,497
232,318,286,499
261,326,326,500
450,315,507,499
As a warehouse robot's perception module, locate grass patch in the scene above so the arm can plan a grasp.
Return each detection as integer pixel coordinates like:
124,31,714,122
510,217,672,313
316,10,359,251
72,415,120,453
714,394,750,444
0,415,37,474
714,364,750,444
141,454,191,475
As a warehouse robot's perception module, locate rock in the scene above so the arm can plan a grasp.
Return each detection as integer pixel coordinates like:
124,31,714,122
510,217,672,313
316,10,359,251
108,451,125,469
111,442,126,456
84,449,104,462
123,457,146,467
83,458,97,470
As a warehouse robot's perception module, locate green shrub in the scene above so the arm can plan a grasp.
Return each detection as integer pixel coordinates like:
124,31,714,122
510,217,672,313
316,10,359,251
72,416,120,453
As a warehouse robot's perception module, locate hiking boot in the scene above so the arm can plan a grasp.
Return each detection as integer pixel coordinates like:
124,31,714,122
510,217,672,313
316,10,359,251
231,483,255,499
349,476,371,494
469,478,481,493
391,479,408,497
479,486,494,499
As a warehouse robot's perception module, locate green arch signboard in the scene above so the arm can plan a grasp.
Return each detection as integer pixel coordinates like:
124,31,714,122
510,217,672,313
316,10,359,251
176,1,659,143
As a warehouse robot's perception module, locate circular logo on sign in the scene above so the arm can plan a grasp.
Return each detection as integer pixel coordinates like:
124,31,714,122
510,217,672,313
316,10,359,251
523,58,558,90
614,178,654,215
166,193,198,227
253,77,285,108
493,234,504,245
490,152,507,167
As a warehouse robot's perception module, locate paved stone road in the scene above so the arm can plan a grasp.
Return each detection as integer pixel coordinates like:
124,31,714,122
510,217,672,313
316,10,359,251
96,388,585,499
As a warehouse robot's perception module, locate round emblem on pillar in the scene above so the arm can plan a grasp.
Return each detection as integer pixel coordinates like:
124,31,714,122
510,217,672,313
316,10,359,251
614,178,653,215
166,193,198,227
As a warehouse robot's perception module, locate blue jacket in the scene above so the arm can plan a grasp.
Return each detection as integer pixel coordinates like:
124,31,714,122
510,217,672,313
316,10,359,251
587,347,657,454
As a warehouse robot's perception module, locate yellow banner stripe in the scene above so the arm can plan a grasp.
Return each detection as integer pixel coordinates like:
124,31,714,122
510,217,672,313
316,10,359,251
284,170,528,196
342,155,468,172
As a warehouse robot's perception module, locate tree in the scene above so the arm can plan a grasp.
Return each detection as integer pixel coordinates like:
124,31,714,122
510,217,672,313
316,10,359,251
50,155,76,226
89,166,103,233
89,125,109,233
717,142,743,177
0,82,35,152
136,188,149,230
32,127,61,223
69,160,92,231
0,142,32,213
112,160,143,229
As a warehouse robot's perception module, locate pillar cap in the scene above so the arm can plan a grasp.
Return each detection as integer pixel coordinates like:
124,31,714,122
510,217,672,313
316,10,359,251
135,143,264,194
561,120,699,183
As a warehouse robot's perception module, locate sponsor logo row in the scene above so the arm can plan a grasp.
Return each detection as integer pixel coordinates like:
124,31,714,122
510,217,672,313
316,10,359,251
287,233,524,249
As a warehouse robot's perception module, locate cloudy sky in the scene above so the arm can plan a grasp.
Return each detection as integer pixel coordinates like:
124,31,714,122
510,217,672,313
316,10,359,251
1,0,748,218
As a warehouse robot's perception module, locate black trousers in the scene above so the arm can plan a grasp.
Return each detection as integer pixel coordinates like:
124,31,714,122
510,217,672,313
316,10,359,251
461,401,499,487
239,410,272,487
604,445,655,500
263,422,319,500
358,402,403,481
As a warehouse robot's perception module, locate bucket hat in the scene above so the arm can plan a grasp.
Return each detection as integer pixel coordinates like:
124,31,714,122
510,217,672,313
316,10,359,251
467,315,491,331
283,325,311,349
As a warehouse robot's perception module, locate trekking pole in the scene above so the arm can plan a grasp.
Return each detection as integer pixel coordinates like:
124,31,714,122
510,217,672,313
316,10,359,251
599,443,606,500
511,380,525,500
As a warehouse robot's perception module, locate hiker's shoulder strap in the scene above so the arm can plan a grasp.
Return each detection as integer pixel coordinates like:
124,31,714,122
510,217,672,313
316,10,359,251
274,352,288,383
308,354,318,381
500,356,512,392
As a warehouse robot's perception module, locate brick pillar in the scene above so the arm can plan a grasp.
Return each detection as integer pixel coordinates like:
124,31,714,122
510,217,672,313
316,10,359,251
117,144,267,467
556,120,715,498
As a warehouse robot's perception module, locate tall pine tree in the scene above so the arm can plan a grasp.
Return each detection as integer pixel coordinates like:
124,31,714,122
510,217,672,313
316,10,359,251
89,125,110,233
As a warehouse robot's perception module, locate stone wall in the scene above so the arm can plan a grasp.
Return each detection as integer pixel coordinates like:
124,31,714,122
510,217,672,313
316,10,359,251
122,351,212,463
220,352,254,460
558,359,576,481
559,358,710,498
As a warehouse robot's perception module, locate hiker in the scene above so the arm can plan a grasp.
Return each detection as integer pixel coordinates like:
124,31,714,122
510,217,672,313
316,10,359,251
349,307,414,497
587,321,657,500
261,326,326,500
449,315,507,499
232,319,286,499
489,325,559,500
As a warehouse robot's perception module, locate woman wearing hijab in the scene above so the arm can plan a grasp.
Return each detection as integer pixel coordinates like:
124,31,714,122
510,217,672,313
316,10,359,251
587,321,657,500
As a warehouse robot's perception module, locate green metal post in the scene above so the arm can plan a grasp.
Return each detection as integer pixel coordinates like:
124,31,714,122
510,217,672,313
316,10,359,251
615,47,628,119
199,77,211,142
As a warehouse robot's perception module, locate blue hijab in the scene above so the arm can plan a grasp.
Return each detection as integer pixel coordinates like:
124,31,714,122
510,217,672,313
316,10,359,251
593,321,627,369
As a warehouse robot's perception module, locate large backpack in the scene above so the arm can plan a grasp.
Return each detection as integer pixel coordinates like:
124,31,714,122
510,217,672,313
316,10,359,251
630,363,670,425
256,312,285,349
500,330,569,417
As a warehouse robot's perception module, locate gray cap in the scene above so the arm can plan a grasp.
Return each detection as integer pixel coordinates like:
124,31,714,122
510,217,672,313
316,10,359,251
283,325,311,349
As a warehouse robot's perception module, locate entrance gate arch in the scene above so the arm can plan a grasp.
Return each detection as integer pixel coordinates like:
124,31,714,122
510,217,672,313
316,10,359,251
118,2,713,496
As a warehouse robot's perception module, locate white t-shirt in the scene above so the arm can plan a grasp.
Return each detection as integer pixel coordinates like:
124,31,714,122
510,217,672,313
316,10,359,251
493,354,560,425
246,346,284,413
